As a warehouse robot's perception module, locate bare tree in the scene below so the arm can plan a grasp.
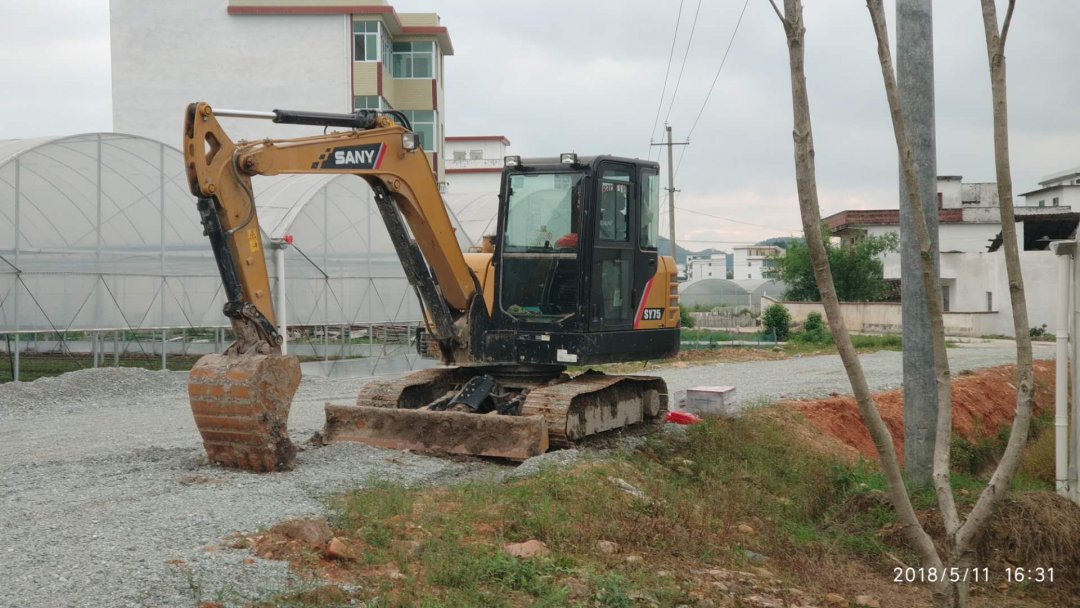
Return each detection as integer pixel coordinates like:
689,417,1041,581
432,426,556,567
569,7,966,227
770,1,1035,606
766,0,941,575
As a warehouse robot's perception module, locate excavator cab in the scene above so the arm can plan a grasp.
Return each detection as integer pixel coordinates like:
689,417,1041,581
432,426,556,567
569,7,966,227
484,155,679,365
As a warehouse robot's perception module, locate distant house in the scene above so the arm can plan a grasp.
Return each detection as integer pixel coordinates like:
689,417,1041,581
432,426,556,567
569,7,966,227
813,173,1080,335
731,245,781,280
443,135,512,245
685,253,729,283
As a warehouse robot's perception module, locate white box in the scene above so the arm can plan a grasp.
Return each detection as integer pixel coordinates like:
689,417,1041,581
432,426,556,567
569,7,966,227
683,385,738,417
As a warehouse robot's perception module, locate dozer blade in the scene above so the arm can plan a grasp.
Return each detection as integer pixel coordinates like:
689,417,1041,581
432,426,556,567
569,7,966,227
188,353,301,472
324,404,549,461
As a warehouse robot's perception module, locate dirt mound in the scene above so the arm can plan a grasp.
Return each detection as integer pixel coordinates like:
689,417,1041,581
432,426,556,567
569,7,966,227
789,362,1054,462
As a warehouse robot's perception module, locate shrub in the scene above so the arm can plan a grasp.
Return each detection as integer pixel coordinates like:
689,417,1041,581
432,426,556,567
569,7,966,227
762,304,791,341
679,304,695,328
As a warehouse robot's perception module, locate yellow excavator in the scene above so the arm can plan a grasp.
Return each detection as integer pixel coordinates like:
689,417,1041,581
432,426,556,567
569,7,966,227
183,102,680,472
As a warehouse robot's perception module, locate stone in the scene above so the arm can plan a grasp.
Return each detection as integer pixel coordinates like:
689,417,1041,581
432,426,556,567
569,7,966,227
749,566,774,578
561,577,589,599
503,539,550,559
824,593,846,606
737,524,756,535
743,595,784,608
711,581,730,592
324,537,357,561
596,540,620,555
625,554,644,564
853,596,880,608
742,549,769,563
391,539,422,558
270,519,334,550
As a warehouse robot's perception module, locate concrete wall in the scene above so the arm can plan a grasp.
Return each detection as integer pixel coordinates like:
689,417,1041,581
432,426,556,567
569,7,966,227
766,248,1061,337
111,0,351,147
763,297,1001,338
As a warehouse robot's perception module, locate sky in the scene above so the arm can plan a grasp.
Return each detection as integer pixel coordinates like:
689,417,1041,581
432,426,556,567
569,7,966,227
2,0,1078,252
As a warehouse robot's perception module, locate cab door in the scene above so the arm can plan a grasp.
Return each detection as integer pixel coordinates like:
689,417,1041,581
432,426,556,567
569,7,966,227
590,163,636,330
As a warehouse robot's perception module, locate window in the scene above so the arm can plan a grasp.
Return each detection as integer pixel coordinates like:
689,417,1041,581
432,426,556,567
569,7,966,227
394,110,436,150
598,168,630,242
747,274,752,279
392,41,434,78
469,149,483,160
452,150,466,161
1053,197,1060,206
1039,200,1046,207
353,95,381,110
500,171,585,322
353,21,379,62
641,170,660,250
986,291,993,311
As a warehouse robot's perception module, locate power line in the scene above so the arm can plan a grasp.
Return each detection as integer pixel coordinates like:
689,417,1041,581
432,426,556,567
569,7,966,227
658,0,703,158
685,0,750,140
646,0,685,157
676,205,799,233
673,0,751,174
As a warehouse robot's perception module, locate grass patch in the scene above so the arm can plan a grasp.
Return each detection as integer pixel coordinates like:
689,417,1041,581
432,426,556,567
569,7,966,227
263,405,1069,607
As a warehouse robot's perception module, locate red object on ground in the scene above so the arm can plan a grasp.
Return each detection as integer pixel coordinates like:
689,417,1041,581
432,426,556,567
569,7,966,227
555,233,578,249
664,410,702,425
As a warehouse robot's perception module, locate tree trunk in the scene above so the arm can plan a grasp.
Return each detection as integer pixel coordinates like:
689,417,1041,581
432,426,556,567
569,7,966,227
955,0,1033,570
770,0,941,574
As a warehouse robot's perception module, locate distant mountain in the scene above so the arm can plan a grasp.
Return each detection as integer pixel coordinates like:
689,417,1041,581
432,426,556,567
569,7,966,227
756,236,803,250
658,237,728,266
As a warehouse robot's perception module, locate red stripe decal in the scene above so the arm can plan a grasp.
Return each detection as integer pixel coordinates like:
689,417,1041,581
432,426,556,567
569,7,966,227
374,143,387,169
633,276,655,329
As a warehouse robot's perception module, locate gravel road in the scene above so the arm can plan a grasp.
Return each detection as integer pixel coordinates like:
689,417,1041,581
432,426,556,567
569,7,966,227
0,340,1053,607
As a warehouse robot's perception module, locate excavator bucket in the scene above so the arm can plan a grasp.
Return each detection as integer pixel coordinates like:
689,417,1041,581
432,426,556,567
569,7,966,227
188,353,301,472
323,405,549,461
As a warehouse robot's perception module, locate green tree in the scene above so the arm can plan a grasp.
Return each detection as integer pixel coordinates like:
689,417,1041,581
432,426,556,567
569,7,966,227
771,230,898,301
762,303,791,341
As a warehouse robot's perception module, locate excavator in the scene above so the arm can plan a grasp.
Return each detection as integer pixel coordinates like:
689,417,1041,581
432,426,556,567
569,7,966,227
183,102,680,472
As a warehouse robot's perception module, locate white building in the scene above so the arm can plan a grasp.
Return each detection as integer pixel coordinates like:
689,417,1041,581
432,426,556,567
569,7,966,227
731,246,780,280
443,135,510,246
110,0,453,179
815,172,1080,334
685,253,729,282
1020,166,1080,209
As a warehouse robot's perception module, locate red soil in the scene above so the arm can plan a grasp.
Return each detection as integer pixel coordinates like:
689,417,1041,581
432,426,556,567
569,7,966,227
790,361,1055,463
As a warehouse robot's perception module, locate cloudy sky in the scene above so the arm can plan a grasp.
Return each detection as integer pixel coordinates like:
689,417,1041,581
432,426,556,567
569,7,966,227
2,0,1078,251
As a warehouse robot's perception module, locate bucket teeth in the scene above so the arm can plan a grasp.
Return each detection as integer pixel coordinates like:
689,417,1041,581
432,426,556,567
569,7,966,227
188,353,301,472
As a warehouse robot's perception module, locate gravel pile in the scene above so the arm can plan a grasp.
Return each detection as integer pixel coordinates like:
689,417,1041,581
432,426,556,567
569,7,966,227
0,340,1054,607
0,367,186,415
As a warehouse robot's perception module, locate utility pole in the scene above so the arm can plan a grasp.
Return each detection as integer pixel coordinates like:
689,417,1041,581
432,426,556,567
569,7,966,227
897,0,939,488
651,124,689,260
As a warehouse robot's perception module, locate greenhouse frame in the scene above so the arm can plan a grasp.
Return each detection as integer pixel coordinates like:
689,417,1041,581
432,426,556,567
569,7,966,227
0,133,469,381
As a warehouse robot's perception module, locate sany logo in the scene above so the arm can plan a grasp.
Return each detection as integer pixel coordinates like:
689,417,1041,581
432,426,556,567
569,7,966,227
321,143,385,170
334,149,376,165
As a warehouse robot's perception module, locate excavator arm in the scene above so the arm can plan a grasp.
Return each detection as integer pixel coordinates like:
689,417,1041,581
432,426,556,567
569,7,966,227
182,102,483,471
183,102,479,361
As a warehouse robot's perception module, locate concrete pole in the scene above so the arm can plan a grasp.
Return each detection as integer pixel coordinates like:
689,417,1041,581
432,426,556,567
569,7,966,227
274,242,288,355
897,0,940,488
666,125,677,260
1052,241,1073,496
13,158,20,383
1072,242,1080,504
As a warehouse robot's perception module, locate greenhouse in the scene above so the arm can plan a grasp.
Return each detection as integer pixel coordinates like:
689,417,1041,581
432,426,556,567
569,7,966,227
0,133,468,380
678,278,787,311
